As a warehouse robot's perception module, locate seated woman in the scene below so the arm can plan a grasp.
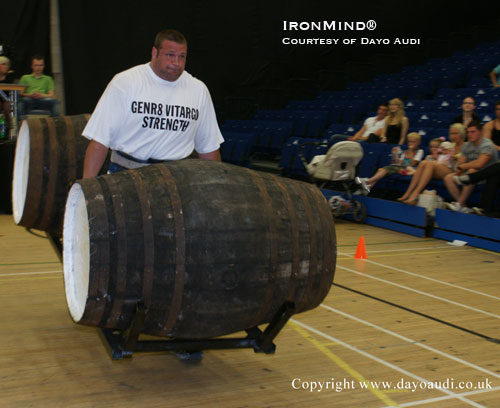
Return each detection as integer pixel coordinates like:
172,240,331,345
483,101,500,152
397,123,466,204
380,98,409,145
362,132,424,190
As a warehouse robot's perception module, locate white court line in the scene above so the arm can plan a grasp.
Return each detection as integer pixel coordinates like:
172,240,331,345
320,304,500,380
0,270,62,277
341,245,455,254
381,386,500,408
336,265,500,319
338,250,500,302
291,318,486,408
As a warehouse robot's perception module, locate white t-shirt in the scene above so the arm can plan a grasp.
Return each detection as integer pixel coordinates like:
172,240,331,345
83,63,224,161
361,116,385,138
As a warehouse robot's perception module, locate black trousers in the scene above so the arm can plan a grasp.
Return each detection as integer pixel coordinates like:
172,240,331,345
468,163,500,212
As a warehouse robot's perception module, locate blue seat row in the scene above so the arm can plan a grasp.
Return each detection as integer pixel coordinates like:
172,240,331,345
221,120,293,155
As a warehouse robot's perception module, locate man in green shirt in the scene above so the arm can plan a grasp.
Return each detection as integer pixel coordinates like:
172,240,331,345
19,55,59,117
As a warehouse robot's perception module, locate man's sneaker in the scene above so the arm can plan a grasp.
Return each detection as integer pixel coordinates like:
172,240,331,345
445,202,461,211
472,207,485,216
445,202,472,213
453,175,471,186
174,350,204,361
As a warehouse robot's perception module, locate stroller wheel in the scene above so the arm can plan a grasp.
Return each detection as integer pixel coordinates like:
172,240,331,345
328,195,348,217
351,200,367,223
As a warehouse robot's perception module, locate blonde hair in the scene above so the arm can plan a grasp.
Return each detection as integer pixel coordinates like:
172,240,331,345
386,98,405,125
449,123,466,140
406,132,420,143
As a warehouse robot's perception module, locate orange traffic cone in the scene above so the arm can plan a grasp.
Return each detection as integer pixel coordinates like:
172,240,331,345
354,236,367,259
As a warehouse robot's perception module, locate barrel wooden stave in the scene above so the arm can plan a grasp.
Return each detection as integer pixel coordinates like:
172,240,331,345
64,159,336,339
13,114,90,234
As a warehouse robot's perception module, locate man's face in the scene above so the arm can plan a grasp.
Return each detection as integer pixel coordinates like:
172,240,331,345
150,40,187,82
377,105,388,119
0,62,8,75
32,59,45,76
467,126,481,144
462,98,475,113
495,104,500,119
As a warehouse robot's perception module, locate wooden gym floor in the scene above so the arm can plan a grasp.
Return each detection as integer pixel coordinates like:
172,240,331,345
1,214,499,407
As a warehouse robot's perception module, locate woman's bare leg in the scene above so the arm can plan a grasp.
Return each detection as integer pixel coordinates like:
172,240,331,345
398,161,426,201
367,168,388,187
406,162,452,202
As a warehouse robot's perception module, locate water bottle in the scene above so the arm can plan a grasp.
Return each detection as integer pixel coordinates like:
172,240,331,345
391,146,401,164
0,115,5,140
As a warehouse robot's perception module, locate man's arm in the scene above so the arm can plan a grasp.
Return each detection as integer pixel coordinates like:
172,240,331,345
460,153,492,172
350,125,366,141
490,70,500,88
83,140,109,178
198,149,221,161
33,90,55,99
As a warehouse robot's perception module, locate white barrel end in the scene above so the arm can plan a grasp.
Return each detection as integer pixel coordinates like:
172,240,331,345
63,183,90,322
12,121,30,224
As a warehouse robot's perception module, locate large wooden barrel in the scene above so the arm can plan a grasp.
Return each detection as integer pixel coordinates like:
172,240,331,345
63,159,336,339
12,114,90,234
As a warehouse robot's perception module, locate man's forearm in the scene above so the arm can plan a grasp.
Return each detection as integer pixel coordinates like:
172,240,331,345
83,140,109,178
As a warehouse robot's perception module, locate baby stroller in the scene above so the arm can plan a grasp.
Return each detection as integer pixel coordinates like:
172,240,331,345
299,141,367,222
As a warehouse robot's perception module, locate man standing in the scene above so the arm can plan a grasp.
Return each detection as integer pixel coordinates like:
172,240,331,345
18,55,59,117
490,64,500,88
349,103,388,142
0,56,16,131
82,29,223,178
444,121,498,213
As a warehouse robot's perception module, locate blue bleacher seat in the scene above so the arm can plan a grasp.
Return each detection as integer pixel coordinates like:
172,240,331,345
220,131,257,167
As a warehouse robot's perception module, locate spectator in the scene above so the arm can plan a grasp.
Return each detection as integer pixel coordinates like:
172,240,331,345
482,101,500,152
451,96,479,128
0,55,16,131
18,55,59,117
360,132,423,191
424,137,444,161
490,64,500,88
454,162,500,216
444,121,499,213
380,98,409,145
397,124,466,204
349,103,388,142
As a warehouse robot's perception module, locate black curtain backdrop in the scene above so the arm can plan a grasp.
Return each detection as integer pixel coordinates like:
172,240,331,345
1,0,51,79
12,0,500,118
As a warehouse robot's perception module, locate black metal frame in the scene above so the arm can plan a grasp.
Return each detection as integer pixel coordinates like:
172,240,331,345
99,301,296,360
47,232,63,262
48,231,295,360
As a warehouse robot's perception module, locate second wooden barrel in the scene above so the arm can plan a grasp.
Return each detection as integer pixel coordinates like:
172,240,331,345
12,114,90,234
63,159,336,339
